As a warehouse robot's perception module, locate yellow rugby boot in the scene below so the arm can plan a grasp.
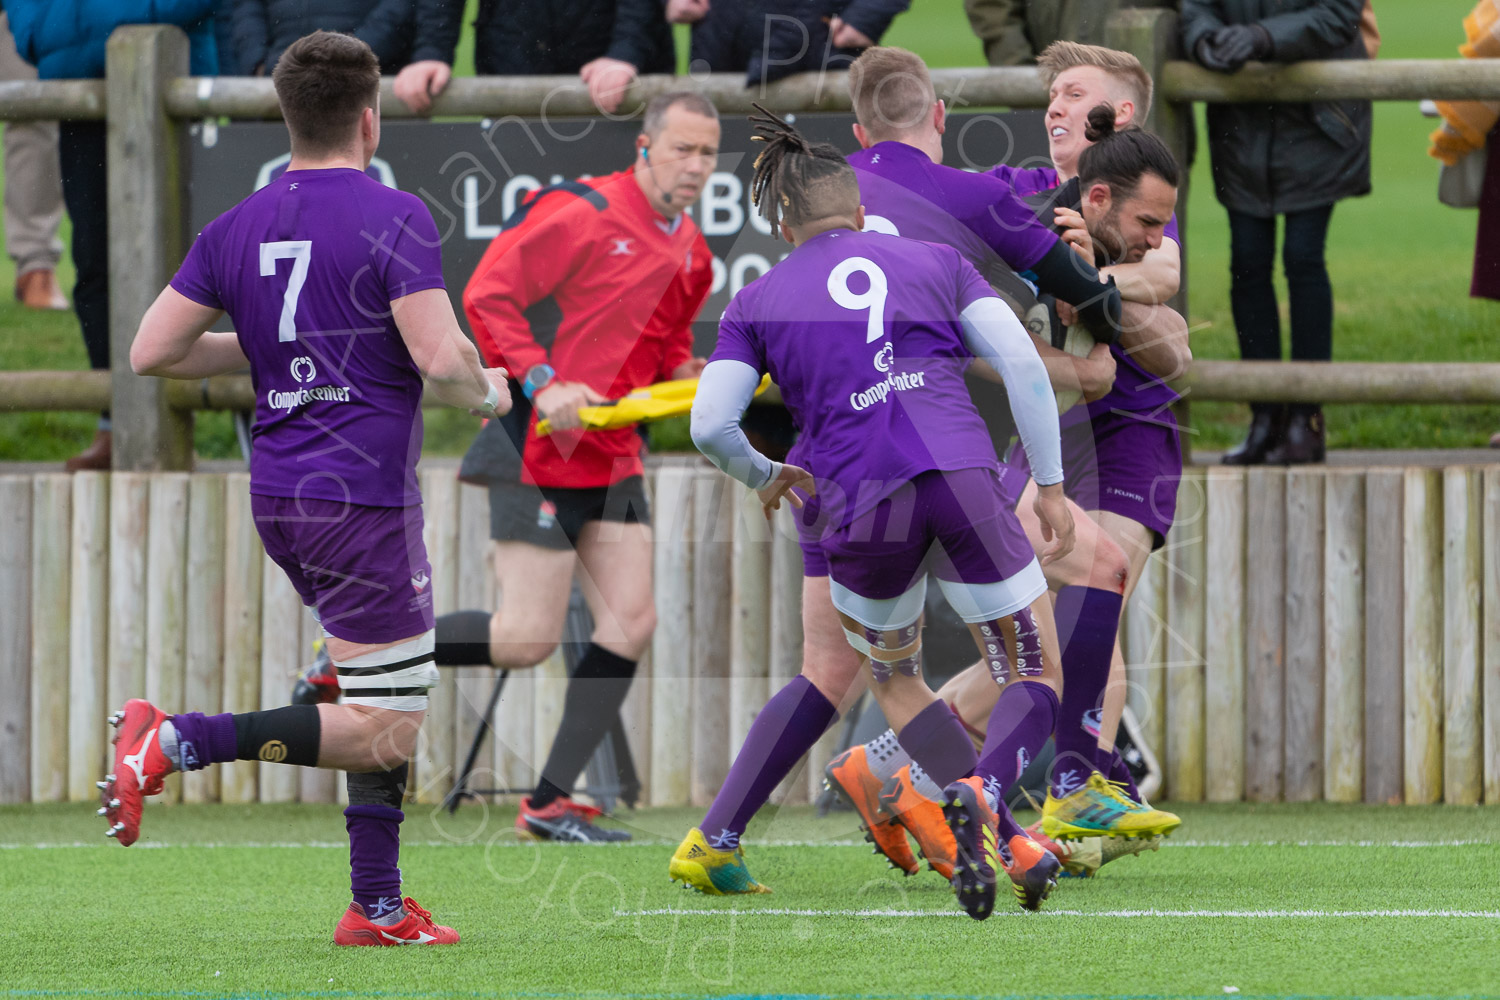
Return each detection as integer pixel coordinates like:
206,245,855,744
668,828,772,896
1041,771,1181,842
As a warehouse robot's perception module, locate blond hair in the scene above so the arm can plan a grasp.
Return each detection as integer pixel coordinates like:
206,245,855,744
1036,41,1153,121
848,47,937,141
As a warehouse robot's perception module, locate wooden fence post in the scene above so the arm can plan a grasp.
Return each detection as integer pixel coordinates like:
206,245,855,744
1363,469,1404,803
1322,470,1364,803
0,477,33,803
1244,468,1286,801
68,473,110,801
183,475,225,804
1403,469,1443,804
1204,467,1246,802
1124,550,1168,761
415,468,459,805
1484,468,1500,804
107,473,151,713
650,464,695,806
768,506,807,805
1283,469,1325,802
1165,468,1206,802
220,475,262,803
30,476,71,802
1442,467,1482,804
145,473,189,804
106,26,192,470
730,491,772,764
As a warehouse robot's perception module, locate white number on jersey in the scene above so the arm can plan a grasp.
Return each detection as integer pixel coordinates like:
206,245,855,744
862,214,900,237
827,256,889,344
259,240,312,343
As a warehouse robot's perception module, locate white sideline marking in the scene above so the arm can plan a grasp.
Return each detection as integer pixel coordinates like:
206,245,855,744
620,907,1500,919
3,837,1496,850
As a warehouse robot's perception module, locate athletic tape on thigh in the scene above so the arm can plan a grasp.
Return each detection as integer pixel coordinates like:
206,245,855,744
334,631,438,712
1010,607,1044,677
973,618,1012,684
933,558,1047,623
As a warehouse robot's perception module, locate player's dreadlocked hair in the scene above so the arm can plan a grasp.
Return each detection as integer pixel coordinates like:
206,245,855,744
748,103,860,238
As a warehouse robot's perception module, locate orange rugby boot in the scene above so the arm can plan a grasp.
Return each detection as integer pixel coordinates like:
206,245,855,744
824,747,919,875
879,764,956,880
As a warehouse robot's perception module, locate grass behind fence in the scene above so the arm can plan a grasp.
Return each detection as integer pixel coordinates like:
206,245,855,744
1,0,1496,463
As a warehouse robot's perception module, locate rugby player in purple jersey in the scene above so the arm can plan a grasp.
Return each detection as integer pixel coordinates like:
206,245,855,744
101,32,511,946
670,107,1071,918
814,44,1177,876
840,42,1191,876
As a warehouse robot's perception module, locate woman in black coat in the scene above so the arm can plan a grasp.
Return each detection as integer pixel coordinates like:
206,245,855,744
232,0,414,75
1182,0,1372,464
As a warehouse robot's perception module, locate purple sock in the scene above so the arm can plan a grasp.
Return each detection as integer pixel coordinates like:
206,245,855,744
1052,586,1122,781
699,675,837,849
1098,746,1143,803
977,680,1058,793
897,700,978,788
166,712,237,771
346,804,404,919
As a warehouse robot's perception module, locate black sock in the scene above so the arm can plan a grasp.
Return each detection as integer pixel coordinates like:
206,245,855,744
233,705,321,766
434,609,494,666
529,644,637,809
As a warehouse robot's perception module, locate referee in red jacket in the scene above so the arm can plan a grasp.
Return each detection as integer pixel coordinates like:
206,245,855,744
435,92,717,841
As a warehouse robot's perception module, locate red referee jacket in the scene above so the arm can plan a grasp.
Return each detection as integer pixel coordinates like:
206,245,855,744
463,169,713,488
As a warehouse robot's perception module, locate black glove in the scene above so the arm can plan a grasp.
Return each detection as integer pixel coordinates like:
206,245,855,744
1194,34,1235,72
1210,24,1273,72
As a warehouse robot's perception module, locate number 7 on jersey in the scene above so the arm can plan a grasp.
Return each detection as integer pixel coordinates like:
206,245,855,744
260,240,312,342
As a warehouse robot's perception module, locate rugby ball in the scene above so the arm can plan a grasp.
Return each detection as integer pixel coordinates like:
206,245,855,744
1050,323,1096,415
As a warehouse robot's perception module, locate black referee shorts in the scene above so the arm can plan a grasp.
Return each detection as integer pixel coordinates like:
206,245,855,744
488,476,651,550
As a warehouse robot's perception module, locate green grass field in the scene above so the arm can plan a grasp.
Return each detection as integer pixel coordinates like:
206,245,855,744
2,0,1497,461
3,801,1500,999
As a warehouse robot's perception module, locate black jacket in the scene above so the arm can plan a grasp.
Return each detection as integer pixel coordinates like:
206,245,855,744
231,0,415,75
409,0,673,76
1181,0,1371,216
690,0,910,86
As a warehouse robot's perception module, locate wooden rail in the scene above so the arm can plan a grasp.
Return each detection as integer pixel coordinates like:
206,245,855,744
10,362,1500,414
3,459,1499,808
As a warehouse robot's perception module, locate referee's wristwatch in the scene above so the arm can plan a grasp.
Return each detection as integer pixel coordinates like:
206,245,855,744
522,364,556,401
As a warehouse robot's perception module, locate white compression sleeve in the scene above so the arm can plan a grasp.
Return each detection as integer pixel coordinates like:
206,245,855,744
959,296,1064,486
689,359,780,490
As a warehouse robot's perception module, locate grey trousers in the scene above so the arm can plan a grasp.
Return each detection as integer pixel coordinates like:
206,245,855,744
0,12,64,277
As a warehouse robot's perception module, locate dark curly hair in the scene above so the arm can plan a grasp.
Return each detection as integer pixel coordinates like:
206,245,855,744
748,103,860,237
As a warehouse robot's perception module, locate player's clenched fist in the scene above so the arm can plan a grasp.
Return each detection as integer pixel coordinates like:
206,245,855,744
1032,482,1075,565
533,380,606,431
756,463,815,521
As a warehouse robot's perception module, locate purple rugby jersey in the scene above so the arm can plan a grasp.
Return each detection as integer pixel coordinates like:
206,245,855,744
847,141,1061,287
172,168,446,507
711,228,1005,528
994,163,1181,422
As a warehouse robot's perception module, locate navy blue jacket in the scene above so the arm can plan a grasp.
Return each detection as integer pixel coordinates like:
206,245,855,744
6,0,219,79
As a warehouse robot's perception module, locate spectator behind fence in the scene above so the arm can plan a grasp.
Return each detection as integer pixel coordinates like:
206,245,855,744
393,0,673,115
0,6,67,311
1182,0,1371,467
5,0,218,471
231,0,415,76
674,0,910,86
963,0,1175,67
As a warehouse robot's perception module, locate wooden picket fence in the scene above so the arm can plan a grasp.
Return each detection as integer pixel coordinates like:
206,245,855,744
2,459,1498,808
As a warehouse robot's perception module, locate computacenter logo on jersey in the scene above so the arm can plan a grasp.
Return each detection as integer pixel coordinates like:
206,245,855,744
849,370,927,411
267,384,354,412
290,356,317,383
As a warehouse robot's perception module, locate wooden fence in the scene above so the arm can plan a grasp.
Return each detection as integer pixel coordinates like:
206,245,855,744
3,458,1498,808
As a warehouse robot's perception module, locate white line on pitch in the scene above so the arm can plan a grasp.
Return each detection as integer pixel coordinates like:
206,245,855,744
5,837,1500,850
619,907,1500,919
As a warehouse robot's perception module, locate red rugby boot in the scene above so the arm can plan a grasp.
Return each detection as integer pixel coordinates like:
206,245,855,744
334,897,460,946
99,700,174,846
823,747,920,876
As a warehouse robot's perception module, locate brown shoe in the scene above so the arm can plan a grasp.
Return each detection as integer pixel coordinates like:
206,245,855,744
15,269,69,311
65,429,111,472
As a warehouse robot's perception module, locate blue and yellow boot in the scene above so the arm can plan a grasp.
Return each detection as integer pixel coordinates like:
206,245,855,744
1041,771,1180,842
669,828,772,895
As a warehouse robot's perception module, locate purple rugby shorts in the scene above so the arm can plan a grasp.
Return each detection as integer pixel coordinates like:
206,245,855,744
251,494,436,644
1006,408,1182,549
794,463,1026,579
806,467,1036,601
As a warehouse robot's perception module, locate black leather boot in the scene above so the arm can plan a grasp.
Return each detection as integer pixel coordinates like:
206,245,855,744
1266,406,1326,465
1221,404,1285,465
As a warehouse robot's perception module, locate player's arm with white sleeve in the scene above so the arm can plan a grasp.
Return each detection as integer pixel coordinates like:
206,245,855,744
690,360,814,518
959,293,1076,562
